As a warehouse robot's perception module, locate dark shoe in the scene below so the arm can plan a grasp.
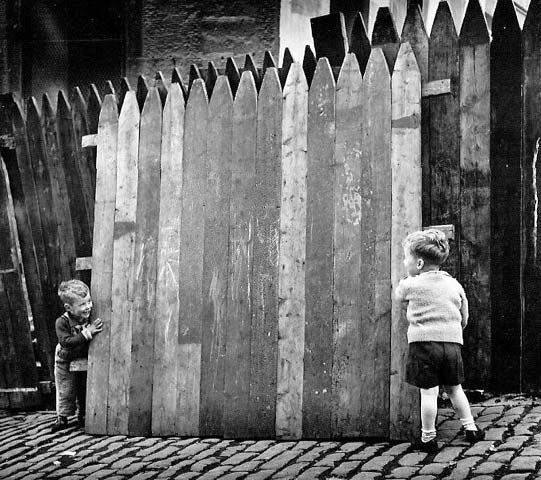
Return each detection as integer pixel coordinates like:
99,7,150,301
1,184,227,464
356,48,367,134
465,426,485,443
411,438,439,454
51,416,69,433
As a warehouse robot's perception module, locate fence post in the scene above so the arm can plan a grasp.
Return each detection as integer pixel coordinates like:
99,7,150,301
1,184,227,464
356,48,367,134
86,94,118,434
390,42,422,441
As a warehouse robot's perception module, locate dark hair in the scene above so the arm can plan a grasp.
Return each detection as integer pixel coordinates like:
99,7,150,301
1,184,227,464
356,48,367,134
403,229,449,265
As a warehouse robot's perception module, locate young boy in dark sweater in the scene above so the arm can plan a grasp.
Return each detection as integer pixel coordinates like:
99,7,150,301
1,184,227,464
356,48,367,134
51,280,102,432
395,229,485,453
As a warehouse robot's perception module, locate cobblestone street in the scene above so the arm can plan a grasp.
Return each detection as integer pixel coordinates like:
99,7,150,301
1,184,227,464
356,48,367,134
1,395,540,480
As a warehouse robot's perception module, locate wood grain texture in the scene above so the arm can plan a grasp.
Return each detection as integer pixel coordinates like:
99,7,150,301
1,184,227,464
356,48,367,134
303,57,335,439
86,94,118,434
371,7,400,72
389,42,422,441
223,72,257,438
349,13,371,75
178,79,208,436
332,53,363,438
521,0,541,392
459,0,491,389
128,87,162,436
310,12,349,67
199,76,232,437
249,67,282,438
107,91,140,435
276,63,308,440
428,2,460,279
151,83,184,436
360,48,391,438
490,0,522,393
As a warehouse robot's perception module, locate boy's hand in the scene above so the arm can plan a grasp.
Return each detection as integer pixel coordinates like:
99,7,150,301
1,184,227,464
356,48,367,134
88,318,103,335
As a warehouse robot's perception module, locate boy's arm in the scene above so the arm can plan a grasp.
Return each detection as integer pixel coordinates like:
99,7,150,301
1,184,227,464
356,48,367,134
55,316,90,349
394,277,409,311
460,288,469,329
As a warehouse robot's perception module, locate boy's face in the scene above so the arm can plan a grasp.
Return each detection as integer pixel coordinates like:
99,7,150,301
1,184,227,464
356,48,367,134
403,247,422,276
65,294,92,320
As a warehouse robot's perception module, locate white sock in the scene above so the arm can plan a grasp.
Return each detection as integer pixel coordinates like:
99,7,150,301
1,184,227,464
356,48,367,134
421,429,437,443
460,416,477,431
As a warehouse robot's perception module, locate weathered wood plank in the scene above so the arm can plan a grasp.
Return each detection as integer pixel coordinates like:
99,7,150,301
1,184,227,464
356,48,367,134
86,94,118,434
360,48,391,438
56,91,93,259
331,53,363,438
189,64,204,95
349,13,371,75
390,42,422,441
118,77,131,110
223,72,257,438
302,45,317,87
279,48,294,88
401,3,429,225
136,75,149,111
87,85,102,135
178,79,208,436
171,68,188,101
263,51,277,74
244,55,261,91
276,63,308,440
249,67,282,438
428,1,460,278
155,71,168,106
521,0,541,393
107,91,140,435
459,0,491,389
151,83,184,436
372,7,401,72
200,76,232,437
225,58,241,97
206,62,219,99
128,87,162,436
310,12,349,67
490,0,522,393
303,57,335,439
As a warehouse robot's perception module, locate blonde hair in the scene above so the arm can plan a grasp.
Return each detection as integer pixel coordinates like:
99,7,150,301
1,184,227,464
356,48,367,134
403,229,449,266
58,279,90,305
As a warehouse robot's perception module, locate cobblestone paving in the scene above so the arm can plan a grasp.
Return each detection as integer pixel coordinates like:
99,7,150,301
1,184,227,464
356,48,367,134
1,395,540,480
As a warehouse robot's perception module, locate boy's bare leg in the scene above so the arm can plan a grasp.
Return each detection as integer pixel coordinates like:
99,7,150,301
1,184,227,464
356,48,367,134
420,386,439,442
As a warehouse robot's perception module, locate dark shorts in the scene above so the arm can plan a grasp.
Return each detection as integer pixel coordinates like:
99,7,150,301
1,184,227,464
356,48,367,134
406,341,465,389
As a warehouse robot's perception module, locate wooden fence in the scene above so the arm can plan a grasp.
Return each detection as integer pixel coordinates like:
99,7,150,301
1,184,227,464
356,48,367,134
1,0,540,436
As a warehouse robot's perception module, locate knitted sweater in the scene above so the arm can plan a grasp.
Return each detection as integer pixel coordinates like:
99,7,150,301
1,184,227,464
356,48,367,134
394,270,469,344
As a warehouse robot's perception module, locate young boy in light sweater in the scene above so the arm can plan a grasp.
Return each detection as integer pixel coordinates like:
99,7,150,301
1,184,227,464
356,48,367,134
395,229,485,453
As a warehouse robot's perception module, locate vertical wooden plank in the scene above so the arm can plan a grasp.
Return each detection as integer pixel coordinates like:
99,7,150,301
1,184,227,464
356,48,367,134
401,3,429,228
118,77,132,110
490,0,522,393
331,53,363,438
249,67,282,438
372,7,401,72
87,85,102,135
70,87,97,215
244,55,261,91
276,63,308,440
171,67,189,101
151,83,184,436
225,58,241,97
178,79,208,436
360,48,391,438
128,87,162,436
155,71,168,107
105,80,116,97
390,42,422,441
189,64,204,95
310,12,349,67
57,91,93,258
279,48,295,88
86,94,118,434
349,13,371,75
459,0,491,389
41,94,78,282
107,91,140,435
0,158,38,393
206,62,219,99
200,76,232,437
521,0,541,393
428,2,460,278
136,75,149,111
303,57,335,439
263,51,277,74
302,46,317,87
223,72,257,438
